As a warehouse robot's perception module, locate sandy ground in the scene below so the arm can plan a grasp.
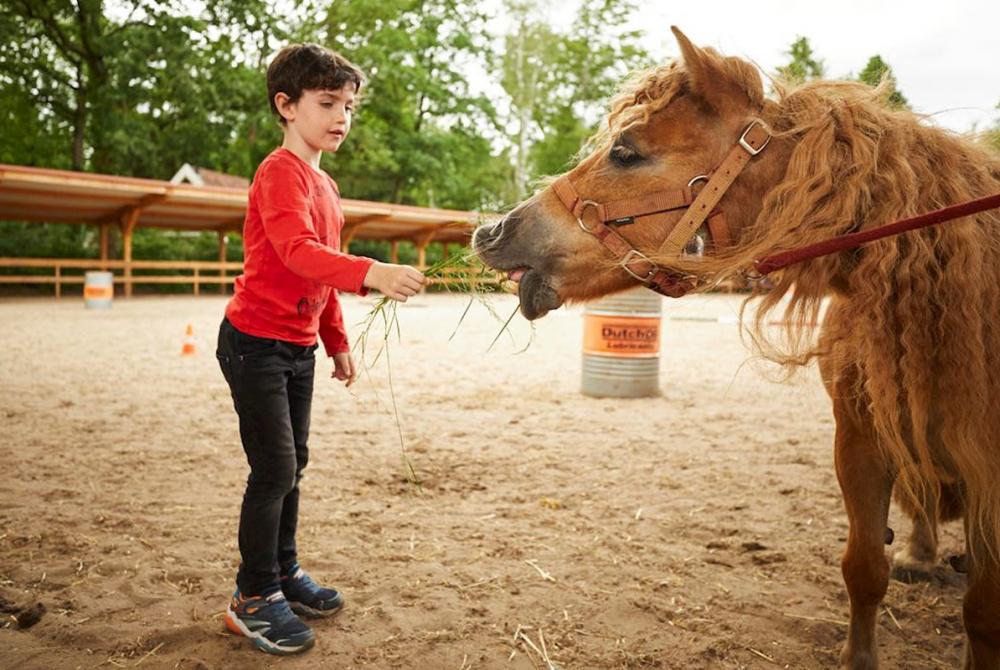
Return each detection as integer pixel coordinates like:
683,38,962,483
0,292,968,670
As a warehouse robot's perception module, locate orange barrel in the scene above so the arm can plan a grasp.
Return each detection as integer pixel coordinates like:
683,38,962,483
581,287,662,398
83,271,114,309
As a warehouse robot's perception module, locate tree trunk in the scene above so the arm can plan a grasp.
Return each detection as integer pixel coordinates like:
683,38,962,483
72,84,86,171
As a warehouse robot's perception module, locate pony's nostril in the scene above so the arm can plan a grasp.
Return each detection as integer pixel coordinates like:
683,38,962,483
476,217,509,249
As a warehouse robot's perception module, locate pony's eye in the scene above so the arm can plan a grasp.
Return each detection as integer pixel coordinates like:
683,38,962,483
609,143,644,167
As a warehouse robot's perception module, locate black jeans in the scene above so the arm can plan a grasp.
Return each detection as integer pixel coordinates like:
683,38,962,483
216,317,317,596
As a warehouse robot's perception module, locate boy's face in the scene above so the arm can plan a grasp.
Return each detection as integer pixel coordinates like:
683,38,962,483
278,84,356,154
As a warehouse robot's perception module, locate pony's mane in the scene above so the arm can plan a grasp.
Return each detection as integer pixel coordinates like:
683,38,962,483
600,53,1000,562
749,80,1000,563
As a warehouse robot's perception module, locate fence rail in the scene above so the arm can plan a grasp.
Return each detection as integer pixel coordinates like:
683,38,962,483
0,257,242,297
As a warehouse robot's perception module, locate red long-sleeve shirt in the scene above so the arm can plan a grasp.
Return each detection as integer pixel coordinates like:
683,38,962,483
225,148,374,355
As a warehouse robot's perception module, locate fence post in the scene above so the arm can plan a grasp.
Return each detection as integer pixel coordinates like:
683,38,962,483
99,223,110,271
217,231,228,294
119,208,140,298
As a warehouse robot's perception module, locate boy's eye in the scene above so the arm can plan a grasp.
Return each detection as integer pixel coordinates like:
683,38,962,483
610,142,644,167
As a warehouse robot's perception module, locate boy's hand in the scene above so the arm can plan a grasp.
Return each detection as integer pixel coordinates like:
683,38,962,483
362,262,426,301
332,352,358,387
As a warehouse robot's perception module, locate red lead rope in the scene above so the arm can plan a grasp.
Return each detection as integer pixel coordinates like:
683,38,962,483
752,192,1000,276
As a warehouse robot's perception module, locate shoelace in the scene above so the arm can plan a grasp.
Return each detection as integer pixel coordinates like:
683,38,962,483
295,572,320,592
260,591,299,625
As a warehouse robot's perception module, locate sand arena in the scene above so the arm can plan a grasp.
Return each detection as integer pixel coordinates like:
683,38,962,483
0,293,967,669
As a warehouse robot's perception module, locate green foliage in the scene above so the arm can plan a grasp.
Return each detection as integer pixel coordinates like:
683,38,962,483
857,55,909,109
776,36,824,86
321,0,513,210
0,222,96,259
984,101,1000,152
131,229,243,262
774,38,910,110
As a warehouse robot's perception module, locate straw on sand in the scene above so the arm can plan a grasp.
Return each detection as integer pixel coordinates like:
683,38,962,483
353,247,530,484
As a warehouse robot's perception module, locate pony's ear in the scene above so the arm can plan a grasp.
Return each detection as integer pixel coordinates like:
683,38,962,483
671,26,761,111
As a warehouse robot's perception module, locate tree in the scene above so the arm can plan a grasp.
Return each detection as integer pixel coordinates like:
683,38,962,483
321,0,512,210
0,0,122,171
0,0,333,177
983,101,1000,153
776,36,824,86
0,0,300,266
499,0,651,196
857,54,909,109
500,1,557,197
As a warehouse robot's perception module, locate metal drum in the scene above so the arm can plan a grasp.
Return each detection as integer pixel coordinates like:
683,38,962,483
581,287,662,398
83,271,114,309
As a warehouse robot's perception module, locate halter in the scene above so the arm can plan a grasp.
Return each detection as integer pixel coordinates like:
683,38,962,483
551,119,772,297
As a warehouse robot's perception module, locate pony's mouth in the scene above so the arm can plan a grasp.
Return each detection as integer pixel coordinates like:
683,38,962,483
512,268,562,320
507,268,527,282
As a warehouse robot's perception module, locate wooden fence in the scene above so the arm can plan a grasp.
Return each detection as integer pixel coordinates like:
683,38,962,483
0,258,242,297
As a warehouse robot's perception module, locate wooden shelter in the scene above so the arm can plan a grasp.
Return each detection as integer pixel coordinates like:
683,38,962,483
0,163,485,296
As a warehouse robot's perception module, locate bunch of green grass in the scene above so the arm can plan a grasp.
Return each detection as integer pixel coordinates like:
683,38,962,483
352,247,530,486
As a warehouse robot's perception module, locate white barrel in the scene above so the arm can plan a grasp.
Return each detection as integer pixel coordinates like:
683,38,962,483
581,287,662,398
83,271,114,309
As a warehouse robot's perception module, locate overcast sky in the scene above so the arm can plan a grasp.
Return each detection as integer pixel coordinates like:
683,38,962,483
508,0,999,134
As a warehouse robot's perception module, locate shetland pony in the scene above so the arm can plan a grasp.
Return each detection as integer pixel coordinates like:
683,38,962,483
474,27,1000,669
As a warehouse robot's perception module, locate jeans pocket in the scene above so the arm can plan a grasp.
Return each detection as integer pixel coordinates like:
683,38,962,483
233,331,281,359
216,350,233,383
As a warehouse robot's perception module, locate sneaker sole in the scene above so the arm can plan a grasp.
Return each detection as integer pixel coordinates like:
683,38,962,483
224,606,315,655
288,600,344,618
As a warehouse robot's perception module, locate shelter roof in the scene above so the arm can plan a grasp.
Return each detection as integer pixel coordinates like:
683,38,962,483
0,163,482,245
170,163,250,189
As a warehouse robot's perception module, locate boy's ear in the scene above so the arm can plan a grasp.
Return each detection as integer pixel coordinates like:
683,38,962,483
274,92,295,123
671,26,761,111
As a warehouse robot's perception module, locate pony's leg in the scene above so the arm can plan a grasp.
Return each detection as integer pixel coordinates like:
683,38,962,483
891,489,939,582
962,529,1000,669
834,401,894,670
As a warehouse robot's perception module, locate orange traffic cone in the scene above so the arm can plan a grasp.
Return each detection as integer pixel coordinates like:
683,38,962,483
181,323,197,356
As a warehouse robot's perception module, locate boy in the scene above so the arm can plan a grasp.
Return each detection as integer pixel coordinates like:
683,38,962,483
217,43,425,655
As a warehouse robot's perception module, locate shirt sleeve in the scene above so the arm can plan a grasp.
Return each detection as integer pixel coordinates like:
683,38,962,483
318,290,350,356
256,161,374,292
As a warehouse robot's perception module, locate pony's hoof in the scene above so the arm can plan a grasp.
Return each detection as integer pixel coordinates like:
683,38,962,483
891,559,934,583
840,646,879,670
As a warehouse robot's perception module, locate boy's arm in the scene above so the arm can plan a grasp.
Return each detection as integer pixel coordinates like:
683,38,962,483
318,291,350,356
258,164,374,291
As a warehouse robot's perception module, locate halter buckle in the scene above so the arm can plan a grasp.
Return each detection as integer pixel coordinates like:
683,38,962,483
621,249,657,282
739,120,771,156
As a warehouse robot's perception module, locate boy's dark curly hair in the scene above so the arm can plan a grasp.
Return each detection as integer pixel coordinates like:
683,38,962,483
266,44,365,124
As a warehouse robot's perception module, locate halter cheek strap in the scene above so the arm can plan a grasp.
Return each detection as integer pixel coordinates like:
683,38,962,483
551,119,771,298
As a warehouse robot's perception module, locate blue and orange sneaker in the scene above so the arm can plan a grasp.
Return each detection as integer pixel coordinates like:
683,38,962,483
280,563,344,617
224,587,315,655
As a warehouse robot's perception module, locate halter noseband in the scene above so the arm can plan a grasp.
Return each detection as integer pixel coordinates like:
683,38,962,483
551,119,772,298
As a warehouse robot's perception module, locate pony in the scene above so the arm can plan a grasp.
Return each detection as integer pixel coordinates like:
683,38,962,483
473,27,1000,670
